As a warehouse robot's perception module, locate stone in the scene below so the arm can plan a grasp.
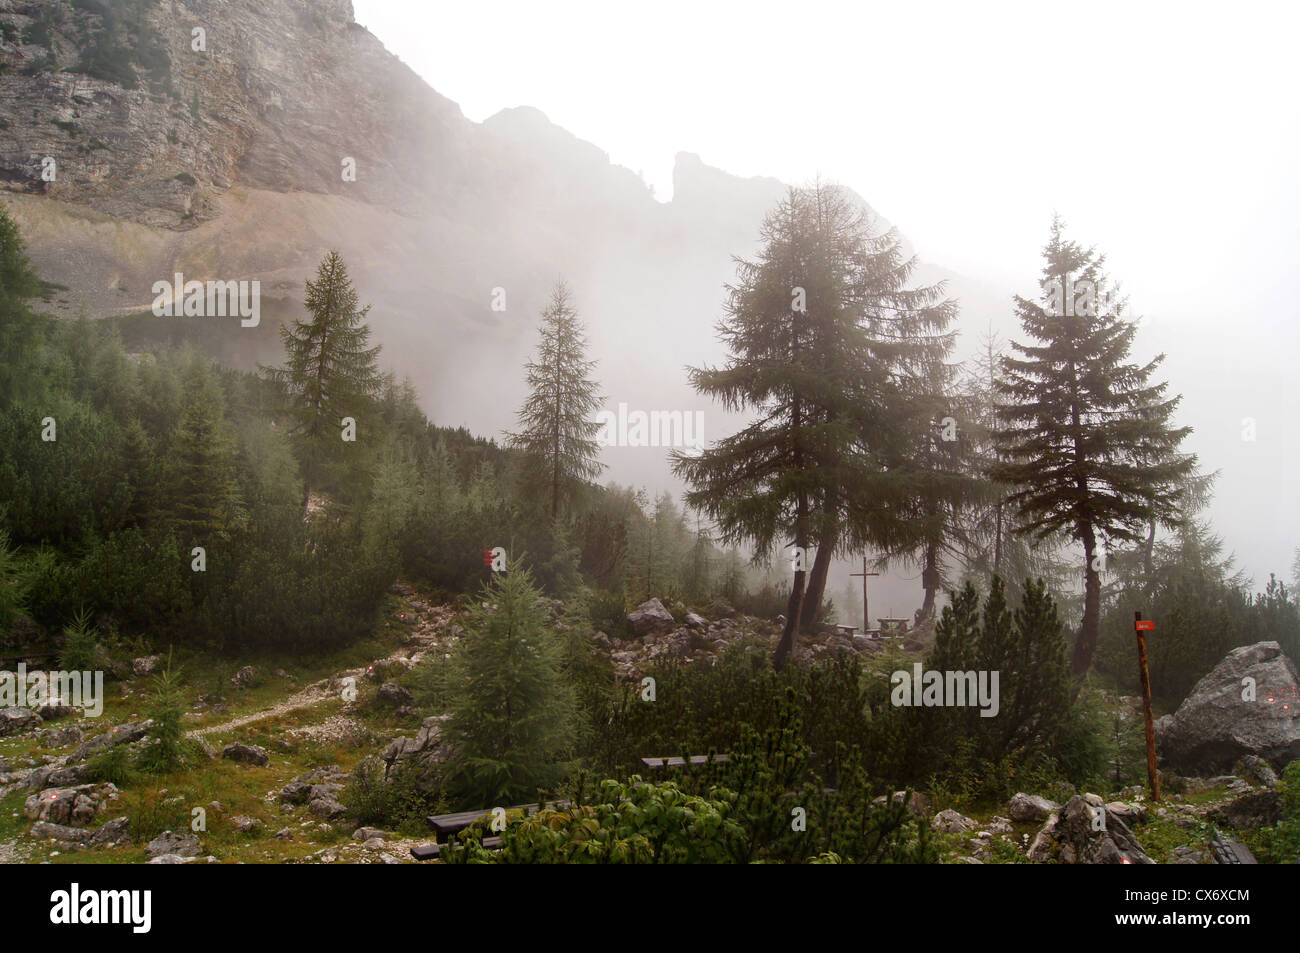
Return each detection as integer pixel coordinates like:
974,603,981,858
1155,641,1300,773
231,665,258,688
231,815,262,834
1235,754,1280,789
353,827,388,841
931,809,977,834
684,612,707,630
39,725,84,748
145,831,201,859
0,707,42,737
1209,791,1281,830
67,721,150,764
1008,792,1060,824
308,796,346,819
1027,794,1154,864
30,820,85,842
132,655,163,677
88,816,130,847
627,598,675,636
220,743,269,766
377,681,413,706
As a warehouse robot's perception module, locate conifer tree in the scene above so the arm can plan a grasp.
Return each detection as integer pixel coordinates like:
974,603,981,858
262,251,382,511
993,219,1195,674
166,365,242,542
507,281,604,521
674,183,956,667
440,559,578,806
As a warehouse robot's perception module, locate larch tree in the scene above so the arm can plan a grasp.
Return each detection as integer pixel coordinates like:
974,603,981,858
507,281,604,521
674,182,955,667
993,218,1195,674
261,251,383,513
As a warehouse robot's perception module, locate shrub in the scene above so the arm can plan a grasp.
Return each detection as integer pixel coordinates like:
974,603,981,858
58,608,103,671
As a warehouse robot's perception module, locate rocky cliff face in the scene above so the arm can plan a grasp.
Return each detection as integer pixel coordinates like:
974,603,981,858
0,0,476,225
0,0,1005,490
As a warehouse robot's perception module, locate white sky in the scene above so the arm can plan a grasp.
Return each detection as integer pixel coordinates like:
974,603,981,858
352,0,1300,587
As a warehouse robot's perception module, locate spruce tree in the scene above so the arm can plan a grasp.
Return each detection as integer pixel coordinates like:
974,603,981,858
674,183,956,666
0,204,44,403
440,560,578,807
166,364,241,542
507,281,604,521
993,218,1195,674
262,251,382,511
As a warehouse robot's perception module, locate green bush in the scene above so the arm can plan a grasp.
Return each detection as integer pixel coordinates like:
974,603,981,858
58,609,103,671
86,744,138,787
340,756,445,833
1254,761,1300,864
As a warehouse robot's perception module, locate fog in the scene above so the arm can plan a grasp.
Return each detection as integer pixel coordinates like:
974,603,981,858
352,0,1299,605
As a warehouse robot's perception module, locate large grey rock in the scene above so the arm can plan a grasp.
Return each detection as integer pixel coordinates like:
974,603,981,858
0,707,42,737
1008,792,1060,823
221,743,269,766
67,721,150,764
1155,642,1300,773
377,681,413,706
380,715,450,794
132,655,163,677
24,783,115,827
89,816,130,847
931,809,977,834
145,831,200,858
1027,795,1154,864
627,599,675,636
1210,791,1281,830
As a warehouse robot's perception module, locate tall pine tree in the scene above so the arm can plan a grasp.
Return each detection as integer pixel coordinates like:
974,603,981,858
993,218,1195,674
507,281,604,521
674,183,955,667
261,251,382,512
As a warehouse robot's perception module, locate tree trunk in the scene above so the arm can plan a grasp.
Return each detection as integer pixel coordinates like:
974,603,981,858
774,569,806,670
1073,525,1101,675
919,543,939,622
993,498,1004,577
799,531,836,628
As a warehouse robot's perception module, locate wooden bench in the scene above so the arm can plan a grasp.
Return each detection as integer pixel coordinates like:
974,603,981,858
639,754,729,769
411,835,502,861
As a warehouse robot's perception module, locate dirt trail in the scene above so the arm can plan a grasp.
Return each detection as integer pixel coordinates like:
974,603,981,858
188,589,453,740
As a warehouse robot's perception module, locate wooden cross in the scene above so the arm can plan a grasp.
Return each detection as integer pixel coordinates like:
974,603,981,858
849,556,879,633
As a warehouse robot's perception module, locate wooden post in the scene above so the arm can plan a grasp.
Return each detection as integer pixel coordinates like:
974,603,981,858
1134,611,1160,802
850,557,879,633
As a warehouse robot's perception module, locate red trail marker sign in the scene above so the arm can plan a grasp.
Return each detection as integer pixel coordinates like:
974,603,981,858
1134,612,1160,801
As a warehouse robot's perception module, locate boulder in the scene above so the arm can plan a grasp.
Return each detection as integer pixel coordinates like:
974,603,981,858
145,831,201,859
67,721,150,764
627,599,675,636
220,743,269,766
89,816,130,847
1027,794,1154,864
1235,754,1280,789
231,665,258,688
377,681,413,706
872,791,932,817
684,612,708,630
931,809,977,834
1155,642,1300,773
30,821,85,842
308,796,346,819
1008,792,1060,824
381,715,451,793
0,707,42,737
1209,790,1281,830
231,815,262,834
132,656,163,677
24,783,116,827
39,726,84,748
353,827,388,841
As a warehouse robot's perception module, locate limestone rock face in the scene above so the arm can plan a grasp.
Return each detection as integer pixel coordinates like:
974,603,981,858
1155,642,1300,773
1026,795,1154,865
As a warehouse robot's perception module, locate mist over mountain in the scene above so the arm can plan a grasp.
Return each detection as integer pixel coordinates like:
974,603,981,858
2,0,1286,617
